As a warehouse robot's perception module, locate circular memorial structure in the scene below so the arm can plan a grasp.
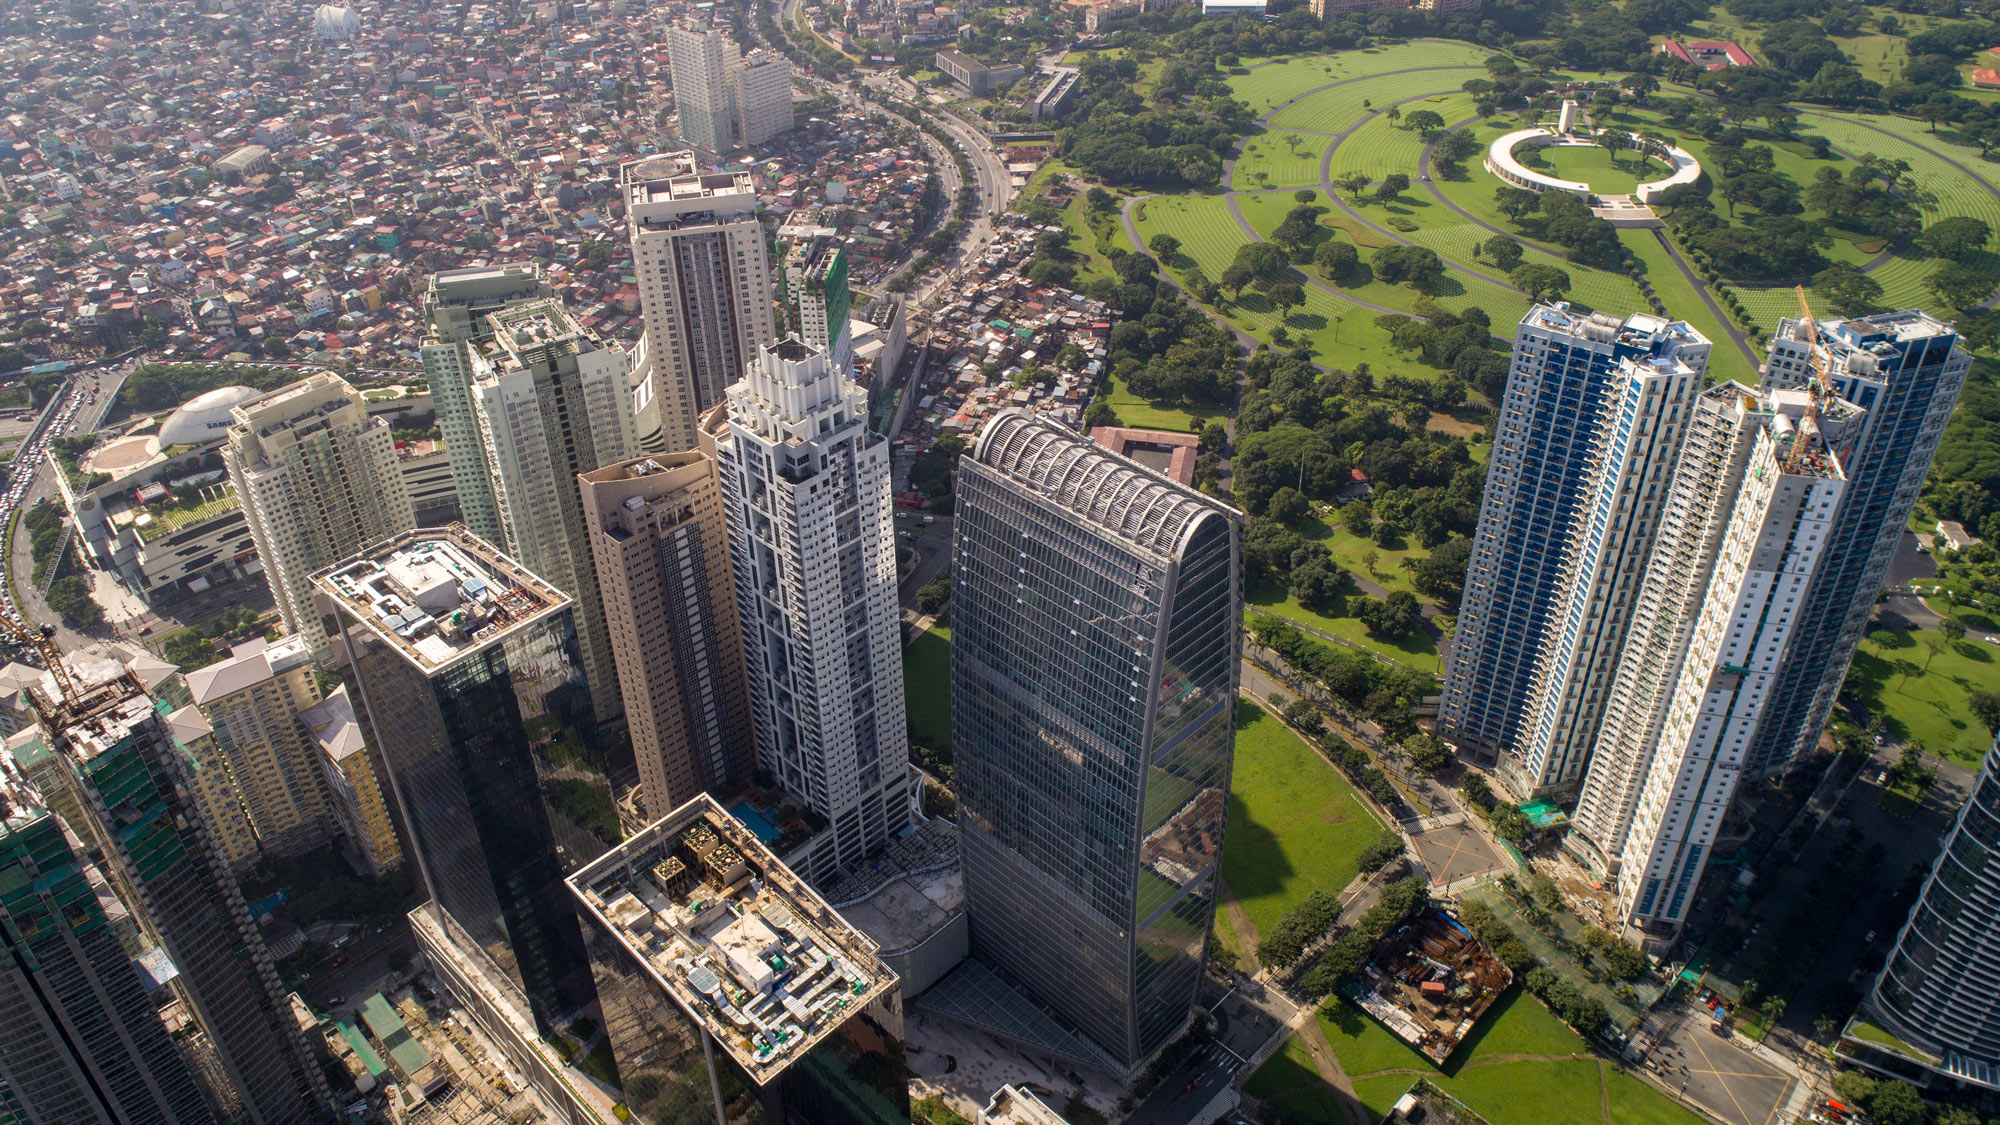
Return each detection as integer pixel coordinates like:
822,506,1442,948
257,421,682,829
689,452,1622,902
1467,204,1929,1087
1485,126,1700,204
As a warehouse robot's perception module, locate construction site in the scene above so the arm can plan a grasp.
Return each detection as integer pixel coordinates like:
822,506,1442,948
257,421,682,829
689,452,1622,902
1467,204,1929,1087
1353,909,1513,1064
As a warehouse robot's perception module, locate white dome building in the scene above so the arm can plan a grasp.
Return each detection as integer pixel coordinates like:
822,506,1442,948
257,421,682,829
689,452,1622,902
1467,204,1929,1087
158,386,262,447
313,4,360,41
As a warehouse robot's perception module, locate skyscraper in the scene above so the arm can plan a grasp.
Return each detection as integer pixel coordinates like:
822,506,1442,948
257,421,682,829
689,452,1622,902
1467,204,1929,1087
225,373,415,655
419,264,557,545
1439,306,1711,800
949,410,1241,1071
0,754,217,1125
623,154,777,455
182,635,334,863
1602,401,1847,943
37,669,330,1124
734,47,795,148
1743,311,1971,779
467,298,638,726
1853,737,2000,1086
707,340,909,882
580,453,755,821
785,238,852,372
314,526,609,1032
665,21,735,153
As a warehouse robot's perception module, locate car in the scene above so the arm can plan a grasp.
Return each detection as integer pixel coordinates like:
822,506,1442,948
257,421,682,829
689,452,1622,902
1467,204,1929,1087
895,511,908,520
325,995,345,1007
1916,545,1930,554
1864,931,1876,944
922,515,936,525
898,530,913,539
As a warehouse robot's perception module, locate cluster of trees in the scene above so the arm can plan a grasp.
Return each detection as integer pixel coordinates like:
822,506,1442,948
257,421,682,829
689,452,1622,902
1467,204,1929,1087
908,434,965,514
1492,186,1625,269
122,361,294,414
1458,773,1536,845
1925,360,2000,548
1357,829,1408,874
1250,614,1436,741
1371,306,1512,399
24,499,101,631
1827,1071,1955,1125
1059,54,1241,190
1258,888,1343,971
1462,894,1613,1035
1296,875,1430,999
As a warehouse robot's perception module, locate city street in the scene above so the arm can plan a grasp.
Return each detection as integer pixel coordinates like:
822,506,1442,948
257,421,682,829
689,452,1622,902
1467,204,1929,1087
1128,978,1293,1125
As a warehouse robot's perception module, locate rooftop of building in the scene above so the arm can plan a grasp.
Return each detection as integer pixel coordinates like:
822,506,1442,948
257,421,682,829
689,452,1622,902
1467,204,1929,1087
185,635,312,706
973,410,1239,557
564,794,898,1086
48,682,164,766
980,1085,1069,1125
0,752,46,836
312,525,567,673
473,299,599,366
1088,425,1200,487
621,152,755,200
299,685,367,763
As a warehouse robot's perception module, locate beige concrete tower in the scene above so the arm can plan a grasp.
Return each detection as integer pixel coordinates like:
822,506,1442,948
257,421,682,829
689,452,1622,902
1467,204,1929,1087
300,685,403,876
183,635,336,863
622,153,776,456
579,448,755,821
224,373,415,655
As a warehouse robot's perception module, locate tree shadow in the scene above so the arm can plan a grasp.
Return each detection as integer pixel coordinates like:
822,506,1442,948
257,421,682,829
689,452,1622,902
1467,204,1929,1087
1289,312,1329,331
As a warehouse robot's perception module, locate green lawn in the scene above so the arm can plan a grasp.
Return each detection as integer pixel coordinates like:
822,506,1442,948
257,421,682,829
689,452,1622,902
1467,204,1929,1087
1846,626,2000,769
1534,145,1657,195
903,623,952,751
1257,985,1699,1125
1100,370,1228,434
1223,701,1385,941
1245,580,1441,674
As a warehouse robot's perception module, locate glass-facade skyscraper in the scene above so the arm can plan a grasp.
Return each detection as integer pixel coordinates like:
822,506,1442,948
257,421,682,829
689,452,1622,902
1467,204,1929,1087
0,753,216,1124
950,411,1241,1071
318,526,612,1033
1856,738,2000,1087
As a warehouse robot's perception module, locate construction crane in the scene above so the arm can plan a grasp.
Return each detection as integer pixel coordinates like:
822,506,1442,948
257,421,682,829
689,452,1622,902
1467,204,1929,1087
0,609,80,706
1785,285,1835,474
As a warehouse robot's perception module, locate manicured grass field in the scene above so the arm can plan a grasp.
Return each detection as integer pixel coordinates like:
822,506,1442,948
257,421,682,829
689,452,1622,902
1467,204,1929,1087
1134,195,1457,383
1616,229,1752,384
903,622,952,750
1234,134,1325,191
1267,68,1486,135
1534,145,1657,195
1222,702,1384,941
1226,43,1494,115
1100,369,1228,433
1246,584,1442,674
1847,626,2000,769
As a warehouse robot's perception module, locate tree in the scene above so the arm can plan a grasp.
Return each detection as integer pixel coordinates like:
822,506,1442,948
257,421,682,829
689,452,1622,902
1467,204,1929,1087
1510,263,1572,299
1315,239,1359,281
1621,72,1660,103
1433,129,1480,167
1404,109,1446,136
1867,1081,1925,1125
1268,281,1305,319
1357,831,1405,874
1373,245,1446,292
1220,264,1254,297
1812,264,1884,316
1970,689,2000,734
1338,172,1373,200
1495,186,1540,221
1354,591,1421,638
1294,189,1318,204
1375,173,1411,203
1290,554,1347,613
1148,233,1182,260
1268,486,1310,525
1917,216,1992,261
917,576,952,616
1597,130,1624,161
1402,731,1451,775
1944,617,1967,644
1930,262,1993,310
1481,235,1524,270
1385,104,1402,124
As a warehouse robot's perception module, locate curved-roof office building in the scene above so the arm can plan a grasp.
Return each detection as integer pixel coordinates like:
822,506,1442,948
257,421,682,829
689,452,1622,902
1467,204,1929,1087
943,411,1241,1073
